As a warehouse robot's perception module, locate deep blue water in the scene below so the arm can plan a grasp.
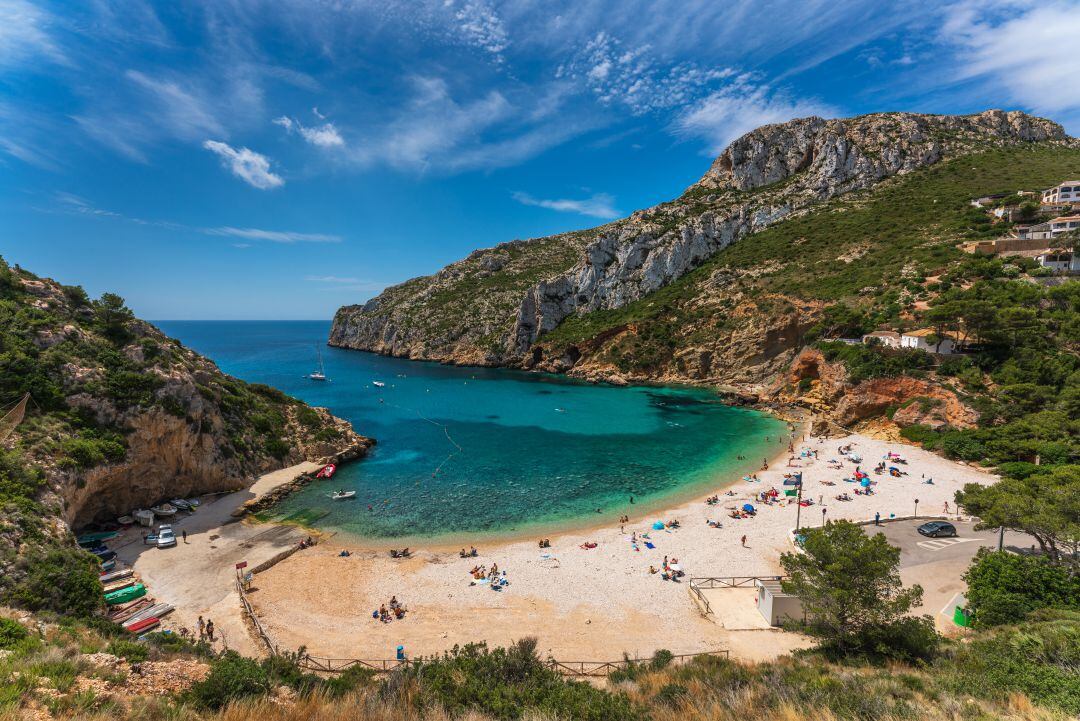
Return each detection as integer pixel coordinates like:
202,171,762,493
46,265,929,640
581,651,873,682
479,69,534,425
155,321,786,541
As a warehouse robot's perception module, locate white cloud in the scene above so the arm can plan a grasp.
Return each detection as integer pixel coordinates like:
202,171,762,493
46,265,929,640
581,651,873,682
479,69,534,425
202,140,285,189
204,226,340,243
944,1,1080,119
0,0,65,67
126,70,224,139
557,31,734,115
273,115,345,148
674,83,835,154
511,191,620,219
449,0,508,62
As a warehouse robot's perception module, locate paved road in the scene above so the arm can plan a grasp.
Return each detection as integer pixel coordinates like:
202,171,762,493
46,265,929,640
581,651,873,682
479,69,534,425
868,519,1034,627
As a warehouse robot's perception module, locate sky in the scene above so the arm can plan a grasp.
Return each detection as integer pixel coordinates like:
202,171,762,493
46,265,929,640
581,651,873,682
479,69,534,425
2,0,1079,320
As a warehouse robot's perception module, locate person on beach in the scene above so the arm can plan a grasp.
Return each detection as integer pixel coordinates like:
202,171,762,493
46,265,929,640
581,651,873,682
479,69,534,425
197,616,205,640
740,535,747,547
182,529,188,544
943,501,950,514
762,458,769,470
205,619,215,642
874,511,880,525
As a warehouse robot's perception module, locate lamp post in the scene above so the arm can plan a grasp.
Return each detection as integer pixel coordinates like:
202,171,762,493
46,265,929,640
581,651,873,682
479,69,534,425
794,478,803,532
821,507,827,527
914,498,919,519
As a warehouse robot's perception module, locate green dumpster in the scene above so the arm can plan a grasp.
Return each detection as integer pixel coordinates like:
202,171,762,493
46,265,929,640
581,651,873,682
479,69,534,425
952,605,972,627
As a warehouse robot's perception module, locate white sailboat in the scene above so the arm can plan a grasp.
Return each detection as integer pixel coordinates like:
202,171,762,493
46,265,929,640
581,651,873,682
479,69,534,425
309,346,328,381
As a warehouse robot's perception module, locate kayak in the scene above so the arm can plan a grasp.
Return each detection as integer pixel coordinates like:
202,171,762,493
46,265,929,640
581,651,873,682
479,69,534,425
105,583,146,605
125,617,159,634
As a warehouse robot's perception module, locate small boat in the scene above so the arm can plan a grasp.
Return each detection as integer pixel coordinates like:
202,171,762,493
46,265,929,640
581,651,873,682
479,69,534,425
125,617,159,634
150,504,177,517
116,515,135,526
315,463,336,479
99,558,116,572
78,531,119,547
310,346,328,381
105,583,146,605
133,509,155,527
372,380,385,387
100,569,133,583
103,578,138,594
185,498,201,508
170,499,192,511
331,490,356,501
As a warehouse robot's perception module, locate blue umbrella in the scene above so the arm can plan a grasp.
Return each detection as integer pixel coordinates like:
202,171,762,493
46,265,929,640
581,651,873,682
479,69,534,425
652,521,665,530
742,503,755,512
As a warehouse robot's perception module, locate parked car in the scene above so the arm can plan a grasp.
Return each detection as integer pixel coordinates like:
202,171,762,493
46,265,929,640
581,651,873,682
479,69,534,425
917,521,957,538
157,525,177,548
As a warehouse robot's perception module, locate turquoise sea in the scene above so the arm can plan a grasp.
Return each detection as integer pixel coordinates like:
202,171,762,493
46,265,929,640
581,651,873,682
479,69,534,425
155,321,787,542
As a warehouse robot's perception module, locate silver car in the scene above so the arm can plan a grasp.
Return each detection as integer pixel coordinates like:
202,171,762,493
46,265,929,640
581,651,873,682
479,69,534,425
157,525,177,548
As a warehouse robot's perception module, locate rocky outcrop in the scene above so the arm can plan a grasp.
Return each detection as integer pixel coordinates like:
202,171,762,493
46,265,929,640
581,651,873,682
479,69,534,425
330,110,1067,366
777,348,978,436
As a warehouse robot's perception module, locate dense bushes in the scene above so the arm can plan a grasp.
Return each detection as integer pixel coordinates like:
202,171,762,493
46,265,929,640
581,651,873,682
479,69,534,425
6,547,102,617
187,652,272,710
401,639,640,721
0,618,28,650
816,342,932,384
963,550,1080,628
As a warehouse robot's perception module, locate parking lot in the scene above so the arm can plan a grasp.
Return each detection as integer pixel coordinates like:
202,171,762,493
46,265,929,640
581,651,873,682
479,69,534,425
868,519,1035,627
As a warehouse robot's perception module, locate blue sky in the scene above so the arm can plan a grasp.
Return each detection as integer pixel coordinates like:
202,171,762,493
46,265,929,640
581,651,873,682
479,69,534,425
2,0,1079,319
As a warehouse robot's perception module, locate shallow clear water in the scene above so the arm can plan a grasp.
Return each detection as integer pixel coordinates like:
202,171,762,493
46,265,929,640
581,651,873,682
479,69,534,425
156,321,787,541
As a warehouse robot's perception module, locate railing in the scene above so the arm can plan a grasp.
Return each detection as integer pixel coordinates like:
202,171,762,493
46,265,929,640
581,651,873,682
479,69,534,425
688,576,788,616
298,649,730,678
236,579,278,656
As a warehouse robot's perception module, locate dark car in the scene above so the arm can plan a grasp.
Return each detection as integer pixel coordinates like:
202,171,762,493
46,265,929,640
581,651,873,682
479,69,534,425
917,521,957,538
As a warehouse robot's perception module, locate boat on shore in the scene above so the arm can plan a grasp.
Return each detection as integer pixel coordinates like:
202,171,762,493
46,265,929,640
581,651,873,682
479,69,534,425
170,499,193,511
150,503,177,517
133,509,155,527
77,531,119,547
116,515,134,526
315,463,336,479
105,583,146,605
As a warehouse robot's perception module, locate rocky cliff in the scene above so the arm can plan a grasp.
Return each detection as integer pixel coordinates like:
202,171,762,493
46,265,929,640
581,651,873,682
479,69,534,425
330,110,1066,368
0,258,372,612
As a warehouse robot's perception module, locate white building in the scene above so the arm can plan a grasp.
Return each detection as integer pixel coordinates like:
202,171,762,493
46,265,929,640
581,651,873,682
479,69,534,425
862,330,901,348
900,328,958,354
1041,182,1080,206
1035,249,1080,273
1048,215,1080,236
756,579,804,627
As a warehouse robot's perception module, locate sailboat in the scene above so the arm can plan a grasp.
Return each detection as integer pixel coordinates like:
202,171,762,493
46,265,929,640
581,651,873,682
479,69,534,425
309,346,328,381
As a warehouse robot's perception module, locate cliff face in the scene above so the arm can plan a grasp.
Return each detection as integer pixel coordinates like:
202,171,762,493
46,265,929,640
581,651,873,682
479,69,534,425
330,110,1066,367
0,259,372,607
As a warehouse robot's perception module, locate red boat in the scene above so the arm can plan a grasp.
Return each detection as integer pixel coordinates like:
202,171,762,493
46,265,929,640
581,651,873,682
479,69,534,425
315,464,336,479
125,617,159,634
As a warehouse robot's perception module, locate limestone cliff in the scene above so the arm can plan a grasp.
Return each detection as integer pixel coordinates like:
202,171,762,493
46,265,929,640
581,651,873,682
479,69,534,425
330,110,1066,367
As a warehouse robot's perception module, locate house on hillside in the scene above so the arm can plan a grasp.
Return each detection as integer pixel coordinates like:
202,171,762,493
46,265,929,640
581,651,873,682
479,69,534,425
1041,181,1080,206
1035,248,1080,273
900,329,960,354
1048,215,1080,236
861,330,900,348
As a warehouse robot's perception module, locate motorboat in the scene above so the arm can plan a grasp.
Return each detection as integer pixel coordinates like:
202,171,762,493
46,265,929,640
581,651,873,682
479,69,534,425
150,503,177,517
169,499,192,511
116,515,135,526
315,463,336,479
78,531,119,547
331,490,356,500
372,380,385,387
133,509,155,527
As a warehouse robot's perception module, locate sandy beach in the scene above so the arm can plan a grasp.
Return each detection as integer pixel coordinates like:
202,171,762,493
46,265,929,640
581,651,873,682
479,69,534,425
240,432,997,663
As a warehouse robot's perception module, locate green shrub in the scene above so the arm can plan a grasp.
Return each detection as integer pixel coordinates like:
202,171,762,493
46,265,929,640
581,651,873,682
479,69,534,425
6,546,102,617
106,639,149,663
963,550,1080,628
187,651,270,710
400,638,640,721
0,618,29,650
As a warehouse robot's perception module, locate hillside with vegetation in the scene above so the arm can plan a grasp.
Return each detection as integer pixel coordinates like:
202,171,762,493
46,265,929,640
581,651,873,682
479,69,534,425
331,110,1069,367
0,257,371,617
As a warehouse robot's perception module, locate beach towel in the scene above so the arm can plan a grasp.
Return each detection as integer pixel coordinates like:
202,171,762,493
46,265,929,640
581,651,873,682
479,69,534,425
645,541,656,549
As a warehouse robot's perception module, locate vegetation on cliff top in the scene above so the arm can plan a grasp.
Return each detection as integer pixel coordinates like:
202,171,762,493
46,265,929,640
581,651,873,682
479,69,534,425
0,257,352,616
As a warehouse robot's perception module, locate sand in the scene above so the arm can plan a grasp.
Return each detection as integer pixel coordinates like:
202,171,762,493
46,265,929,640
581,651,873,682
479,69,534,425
243,433,997,663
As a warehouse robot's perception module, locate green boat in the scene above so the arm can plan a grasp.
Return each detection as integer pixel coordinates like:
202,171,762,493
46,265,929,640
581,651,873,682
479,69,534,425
105,583,146,605
78,531,120,547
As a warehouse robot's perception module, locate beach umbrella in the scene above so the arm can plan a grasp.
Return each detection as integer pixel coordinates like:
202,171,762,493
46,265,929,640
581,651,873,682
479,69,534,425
652,521,665,530
889,466,899,472
742,503,755,512
860,478,871,487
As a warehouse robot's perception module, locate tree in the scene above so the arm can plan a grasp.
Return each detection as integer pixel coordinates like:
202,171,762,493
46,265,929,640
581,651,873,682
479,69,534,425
956,467,1080,563
780,521,933,657
95,292,134,343
963,548,1080,628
